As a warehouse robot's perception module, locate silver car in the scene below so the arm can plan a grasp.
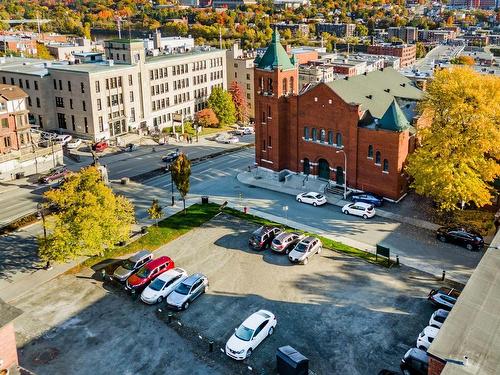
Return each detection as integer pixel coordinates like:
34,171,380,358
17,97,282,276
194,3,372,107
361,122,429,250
288,236,322,265
270,232,305,254
166,273,208,310
112,250,153,282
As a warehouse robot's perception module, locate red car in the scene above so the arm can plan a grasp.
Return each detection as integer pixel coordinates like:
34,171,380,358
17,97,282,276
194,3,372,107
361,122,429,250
125,256,174,293
92,141,108,152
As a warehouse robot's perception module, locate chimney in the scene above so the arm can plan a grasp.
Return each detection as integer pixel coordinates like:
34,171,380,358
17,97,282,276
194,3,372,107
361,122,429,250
153,29,162,50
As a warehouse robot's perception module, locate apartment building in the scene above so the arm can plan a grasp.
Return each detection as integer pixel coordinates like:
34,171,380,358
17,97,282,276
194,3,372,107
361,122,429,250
367,44,416,67
316,23,356,38
0,40,226,141
226,43,256,120
0,36,38,56
0,84,30,154
274,23,310,37
387,27,417,44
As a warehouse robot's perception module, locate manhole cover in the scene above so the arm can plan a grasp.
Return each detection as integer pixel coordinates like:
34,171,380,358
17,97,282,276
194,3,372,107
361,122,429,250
32,347,59,365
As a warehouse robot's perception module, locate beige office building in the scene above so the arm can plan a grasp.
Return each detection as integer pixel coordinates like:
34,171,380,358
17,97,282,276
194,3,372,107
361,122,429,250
0,40,226,141
226,43,255,121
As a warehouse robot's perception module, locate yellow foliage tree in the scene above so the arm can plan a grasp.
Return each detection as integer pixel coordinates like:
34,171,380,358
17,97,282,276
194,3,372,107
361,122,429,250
406,67,500,211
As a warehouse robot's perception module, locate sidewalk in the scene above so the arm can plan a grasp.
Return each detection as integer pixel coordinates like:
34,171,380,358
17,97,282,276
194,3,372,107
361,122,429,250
237,171,440,232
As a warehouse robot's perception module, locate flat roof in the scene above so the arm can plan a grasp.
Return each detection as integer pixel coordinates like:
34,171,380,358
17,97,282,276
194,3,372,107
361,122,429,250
105,39,143,44
0,58,50,76
428,231,500,375
0,298,23,326
48,62,135,74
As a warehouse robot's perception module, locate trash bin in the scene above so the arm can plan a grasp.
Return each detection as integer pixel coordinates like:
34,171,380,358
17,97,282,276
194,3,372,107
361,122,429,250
201,196,209,204
276,346,309,375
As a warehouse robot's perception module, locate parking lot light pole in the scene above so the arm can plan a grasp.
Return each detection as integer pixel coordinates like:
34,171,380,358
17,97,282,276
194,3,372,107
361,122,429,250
336,149,347,200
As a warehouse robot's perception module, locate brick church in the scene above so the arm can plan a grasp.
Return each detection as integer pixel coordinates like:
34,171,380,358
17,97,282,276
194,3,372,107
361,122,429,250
253,30,426,200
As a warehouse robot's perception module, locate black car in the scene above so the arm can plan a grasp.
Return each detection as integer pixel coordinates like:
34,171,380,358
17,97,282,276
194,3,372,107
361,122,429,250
400,348,428,375
351,193,384,207
436,226,484,251
162,150,180,163
248,226,282,250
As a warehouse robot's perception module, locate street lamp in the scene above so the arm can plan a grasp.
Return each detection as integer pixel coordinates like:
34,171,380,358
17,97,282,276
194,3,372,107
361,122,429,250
336,149,347,200
37,202,51,270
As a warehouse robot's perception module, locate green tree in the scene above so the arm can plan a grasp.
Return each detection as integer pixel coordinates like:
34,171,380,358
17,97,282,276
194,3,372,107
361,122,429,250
38,167,135,264
36,43,53,60
355,24,369,37
415,42,426,59
406,67,500,211
229,81,248,124
207,87,236,127
147,199,163,226
170,153,191,213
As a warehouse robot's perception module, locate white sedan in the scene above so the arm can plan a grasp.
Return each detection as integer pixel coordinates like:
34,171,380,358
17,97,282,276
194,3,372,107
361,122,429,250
342,202,376,219
225,310,277,360
296,192,327,206
223,136,240,144
416,325,439,351
66,138,82,149
140,268,188,304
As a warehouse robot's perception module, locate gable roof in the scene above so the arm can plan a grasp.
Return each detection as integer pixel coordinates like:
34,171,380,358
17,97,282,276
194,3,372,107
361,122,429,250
255,29,295,71
326,68,422,119
379,99,412,132
0,84,28,101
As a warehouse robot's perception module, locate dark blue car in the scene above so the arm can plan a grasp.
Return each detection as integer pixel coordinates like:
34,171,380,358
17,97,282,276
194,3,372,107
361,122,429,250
351,193,384,207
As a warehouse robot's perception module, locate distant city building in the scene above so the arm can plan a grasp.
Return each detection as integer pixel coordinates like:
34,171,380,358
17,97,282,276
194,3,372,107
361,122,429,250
367,44,416,67
273,0,310,8
418,29,457,43
46,38,93,61
0,36,38,56
144,31,195,54
316,23,356,38
388,27,417,44
274,23,310,37
212,0,257,8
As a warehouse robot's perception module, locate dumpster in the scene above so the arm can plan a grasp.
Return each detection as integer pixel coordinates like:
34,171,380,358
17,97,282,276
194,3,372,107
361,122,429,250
276,346,309,375
201,196,209,204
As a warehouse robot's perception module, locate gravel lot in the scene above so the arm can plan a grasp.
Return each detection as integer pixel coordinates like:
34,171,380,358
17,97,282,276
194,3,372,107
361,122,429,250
13,214,443,375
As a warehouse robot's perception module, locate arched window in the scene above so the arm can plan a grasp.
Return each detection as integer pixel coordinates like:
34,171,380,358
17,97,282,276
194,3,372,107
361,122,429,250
303,158,310,175
259,77,264,91
289,77,294,93
328,131,334,145
368,145,373,158
375,151,381,164
282,78,287,94
320,129,326,142
268,78,273,92
312,128,317,141
304,127,309,139
383,159,389,172
336,132,342,147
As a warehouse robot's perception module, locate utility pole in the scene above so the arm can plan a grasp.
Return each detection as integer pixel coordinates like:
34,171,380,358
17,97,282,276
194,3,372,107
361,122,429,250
116,17,122,39
219,27,222,50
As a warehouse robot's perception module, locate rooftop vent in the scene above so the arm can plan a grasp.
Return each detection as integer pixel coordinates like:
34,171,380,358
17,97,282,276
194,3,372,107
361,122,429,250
366,94,373,99
400,83,406,87
344,76,349,80
363,72,367,75
384,88,390,93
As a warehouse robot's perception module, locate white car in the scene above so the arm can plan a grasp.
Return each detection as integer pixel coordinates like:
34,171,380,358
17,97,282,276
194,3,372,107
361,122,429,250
225,310,277,360
342,202,375,219
66,138,82,149
416,325,439,351
429,309,449,328
140,268,188,304
56,134,73,146
296,192,327,206
288,236,322,265
234,127,254,135
223,136,239,144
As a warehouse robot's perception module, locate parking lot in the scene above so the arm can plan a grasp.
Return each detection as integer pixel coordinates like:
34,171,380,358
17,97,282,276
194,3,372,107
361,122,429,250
14,214,442,375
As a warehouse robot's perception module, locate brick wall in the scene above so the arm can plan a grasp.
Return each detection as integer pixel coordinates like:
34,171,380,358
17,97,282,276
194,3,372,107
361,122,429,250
0,323,19,371
428,355,446,375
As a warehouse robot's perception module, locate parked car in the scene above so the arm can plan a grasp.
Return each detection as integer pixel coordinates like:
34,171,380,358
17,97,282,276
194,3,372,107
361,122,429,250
342,202,376,219
429,309,449,328
428,287,461,299
38,166,69,183
234,127,254,135
270,232,304,254
41,131,58,141
56,134,72,146
225,310,277,360
400,348,428,375
166,273,209,310
111,250,153,283
140,267,188,304
248,226,282,250
436,226,484,251
428,290,457,311
288,236,322,265
416,325,439,351
66,138,82,149
124,143,138,152
125,256,174,293
296,192,327,206
351,192,384,207
222,136,239,144
162,150,180,163
92,141,108,152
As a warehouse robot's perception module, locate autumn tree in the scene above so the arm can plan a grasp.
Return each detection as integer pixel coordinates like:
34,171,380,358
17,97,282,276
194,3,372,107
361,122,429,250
406,67,500,211
229,81,248,124
36,43,53,60
38,167,135,264
148,199,163,226
195,108,219,128
170,153,191,213
450,55,475,65
208,87,236,127
415,42,426,59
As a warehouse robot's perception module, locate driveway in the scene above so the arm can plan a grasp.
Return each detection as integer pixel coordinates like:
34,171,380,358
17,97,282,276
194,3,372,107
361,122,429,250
12,214,448,375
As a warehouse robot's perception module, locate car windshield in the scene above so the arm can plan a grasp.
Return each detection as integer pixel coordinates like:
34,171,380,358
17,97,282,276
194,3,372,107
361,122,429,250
294,242,308,252
149,278,165,291
235,325,254,341
315,194,324,199
122,260,135,270
175,282,191,295
135,267,151,279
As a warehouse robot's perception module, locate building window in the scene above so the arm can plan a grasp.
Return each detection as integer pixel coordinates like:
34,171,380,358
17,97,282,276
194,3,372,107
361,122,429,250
262,140,266,150
303,158,310,175
70,99,73,109
328,131,333,145
383,159,389,172
282,78,287,93
336,133,342,147
98,116,103,132
290,77,294,93
312,128,317,141
130,91,134,102
1,118,8,128
53,79,57,89
57,113,67,129
3,136,11,148
375,151,381,165
82,101,86,111
368,145,373,158
128,75,133,85
304,127,309,140
97,99,102,111
130,108,135,122
84,117,88,133
268,136,272,147
68,81,72,92
55,97,64,108
36,97,40,108
28,97,32,106
95,81,100,93
267,105,271,118
80,82,85,93
25,80,30,89
320,129,326,142
71,115,75,130
59,80,62,90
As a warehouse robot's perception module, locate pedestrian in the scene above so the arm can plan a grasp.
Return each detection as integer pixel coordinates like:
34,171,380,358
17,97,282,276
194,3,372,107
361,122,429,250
45,260,53,271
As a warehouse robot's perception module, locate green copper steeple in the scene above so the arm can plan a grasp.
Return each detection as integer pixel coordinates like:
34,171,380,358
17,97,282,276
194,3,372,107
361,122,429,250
255,29,295,71
378,99,411,132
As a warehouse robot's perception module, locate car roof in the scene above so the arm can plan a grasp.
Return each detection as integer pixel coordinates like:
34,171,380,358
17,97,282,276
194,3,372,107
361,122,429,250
434,309,449,318
423,326,440,337
275,232,295,240
156,267,185,281
300,236,316,244
353,202,372,208
144,256,171,270
182,273,205,286
129,250,152,262
408,348,429,362
242,310,273,330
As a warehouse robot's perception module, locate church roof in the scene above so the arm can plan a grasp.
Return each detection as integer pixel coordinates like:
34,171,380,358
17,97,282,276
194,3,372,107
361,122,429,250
255,29,295,71
379,99,411,132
